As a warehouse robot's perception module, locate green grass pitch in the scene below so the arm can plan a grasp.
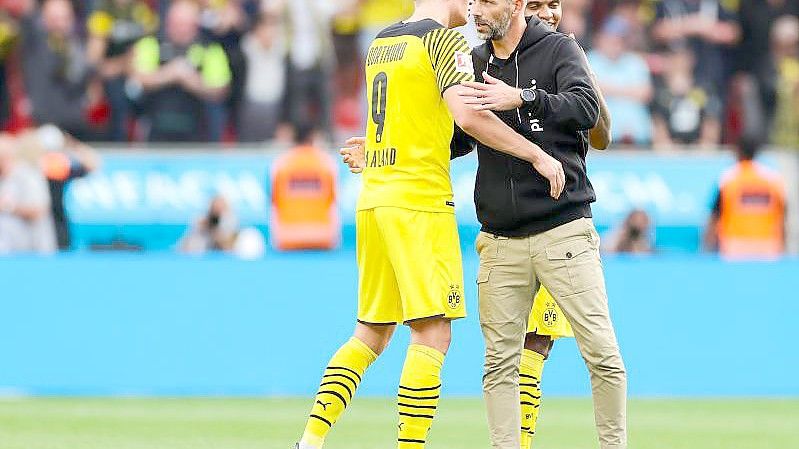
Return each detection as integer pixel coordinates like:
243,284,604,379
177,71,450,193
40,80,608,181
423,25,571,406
1,397,797,449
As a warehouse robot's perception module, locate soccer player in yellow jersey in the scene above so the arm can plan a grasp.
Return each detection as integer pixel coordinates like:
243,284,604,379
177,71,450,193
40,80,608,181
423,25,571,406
296,1,566,448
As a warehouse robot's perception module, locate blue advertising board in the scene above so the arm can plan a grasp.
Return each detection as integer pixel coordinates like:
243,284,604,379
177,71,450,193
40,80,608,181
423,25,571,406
65,150,739,251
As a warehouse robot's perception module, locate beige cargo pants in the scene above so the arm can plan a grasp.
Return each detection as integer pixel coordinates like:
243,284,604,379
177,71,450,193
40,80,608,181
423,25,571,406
477,217,627,449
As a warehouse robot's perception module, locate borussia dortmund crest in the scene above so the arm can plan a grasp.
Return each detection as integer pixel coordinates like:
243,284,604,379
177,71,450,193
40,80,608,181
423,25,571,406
447,284,462,309
543,301,558,327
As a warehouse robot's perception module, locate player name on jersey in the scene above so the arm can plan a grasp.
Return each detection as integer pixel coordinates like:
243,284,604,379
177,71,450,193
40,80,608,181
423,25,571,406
365,148,397,168
366,42,408,66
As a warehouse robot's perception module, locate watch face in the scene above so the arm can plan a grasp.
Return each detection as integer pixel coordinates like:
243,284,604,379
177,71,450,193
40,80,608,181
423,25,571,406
522,89,535,102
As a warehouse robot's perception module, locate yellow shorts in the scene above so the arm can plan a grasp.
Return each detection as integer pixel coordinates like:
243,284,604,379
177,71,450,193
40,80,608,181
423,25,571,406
527,286,574,338
356,207,466,324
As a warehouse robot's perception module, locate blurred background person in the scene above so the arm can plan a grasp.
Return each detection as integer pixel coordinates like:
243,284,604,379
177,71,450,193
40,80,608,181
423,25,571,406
735,0,798,133
86,0,158,142
330,0,364,137
704,137,786,259
588,15,653,145
768,15,799,149
651,47,722,148
0,133,56,254
180,194,239,254
238,9,285,142
559,0,592,48
270,123,338,251
30,124,100,251
197,0,253,142
603,208,655,254
652,0,740,99
270,0,335,140
131,0,231,143
0,9,17,131
19,0,95,140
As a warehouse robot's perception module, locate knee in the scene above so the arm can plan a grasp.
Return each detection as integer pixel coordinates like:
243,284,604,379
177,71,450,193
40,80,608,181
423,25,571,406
583,345,626,379
409,318,452,354
354,323,395,355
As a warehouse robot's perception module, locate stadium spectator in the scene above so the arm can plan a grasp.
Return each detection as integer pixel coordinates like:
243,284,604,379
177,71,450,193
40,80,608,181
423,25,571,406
559,0,592,48
652,0,740,97
0,10,17,129
331,0,365,134
131,0,231,142
28,125,100,250
270,0,335,138
238,10,285,142
768,15,799,148
704,137,786,259
737,0,798,117
270,123,338,251
588,15,653,145
197,0,253,141
0,133,57,254
180,194,239,254
86,0,158,141
602,208,654,254
651,47,722,147
19,0,96,140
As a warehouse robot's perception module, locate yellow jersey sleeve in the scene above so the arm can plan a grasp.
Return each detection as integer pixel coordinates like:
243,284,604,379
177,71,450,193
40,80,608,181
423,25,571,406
421,28,475,94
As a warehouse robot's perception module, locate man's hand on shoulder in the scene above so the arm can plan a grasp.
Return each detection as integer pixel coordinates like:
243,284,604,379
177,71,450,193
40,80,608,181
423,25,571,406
340,136,366,174
459,72,524,112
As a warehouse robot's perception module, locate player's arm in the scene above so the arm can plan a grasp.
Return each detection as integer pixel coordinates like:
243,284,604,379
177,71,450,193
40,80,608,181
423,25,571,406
425,28,563,198
587,70,612,150
443,86,564,199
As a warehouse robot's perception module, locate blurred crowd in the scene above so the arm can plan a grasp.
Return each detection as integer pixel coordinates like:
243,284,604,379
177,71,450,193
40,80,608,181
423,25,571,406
0,0,797,149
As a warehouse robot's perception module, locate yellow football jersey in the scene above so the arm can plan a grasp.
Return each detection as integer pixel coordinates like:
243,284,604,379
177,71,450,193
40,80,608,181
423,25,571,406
357,20,475,214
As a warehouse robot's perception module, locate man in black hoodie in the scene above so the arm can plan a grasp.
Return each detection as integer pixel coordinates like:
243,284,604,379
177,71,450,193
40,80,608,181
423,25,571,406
455,2,627,449
339,2,625,448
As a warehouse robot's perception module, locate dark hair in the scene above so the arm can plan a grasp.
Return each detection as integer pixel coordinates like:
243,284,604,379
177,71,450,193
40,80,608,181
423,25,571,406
294,121,317,145
737,135,761,161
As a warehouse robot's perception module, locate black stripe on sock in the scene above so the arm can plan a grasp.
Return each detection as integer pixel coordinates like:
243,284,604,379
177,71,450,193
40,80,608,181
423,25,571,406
309,414,332,427
317,390,348,407
398,402,437,410
520,374,539,380
323,373,359,388
398,438,426,444
398,393,440,400
399,411,435,419
319,381,353,400
521,401,536,406
521,426,530,431
399,384,441,392
521,392,541,400
520,383,538,388
326,366,362,382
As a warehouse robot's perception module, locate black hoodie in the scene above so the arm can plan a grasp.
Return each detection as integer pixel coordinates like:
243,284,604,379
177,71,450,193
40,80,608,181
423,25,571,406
453,17,600,237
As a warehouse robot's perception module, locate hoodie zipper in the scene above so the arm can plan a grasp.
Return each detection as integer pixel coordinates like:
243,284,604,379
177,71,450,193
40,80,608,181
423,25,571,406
508,163,519,222
489,53,522,224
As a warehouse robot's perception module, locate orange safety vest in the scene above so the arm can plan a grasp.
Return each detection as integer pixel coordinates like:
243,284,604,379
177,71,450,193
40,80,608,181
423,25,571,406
717,161,785,259
270,145,339,250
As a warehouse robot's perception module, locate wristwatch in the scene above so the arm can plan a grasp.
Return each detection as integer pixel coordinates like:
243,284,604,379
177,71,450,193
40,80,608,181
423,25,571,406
520,88,537,105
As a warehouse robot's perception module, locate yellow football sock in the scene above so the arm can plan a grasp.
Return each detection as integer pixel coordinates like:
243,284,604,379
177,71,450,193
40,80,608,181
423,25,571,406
397,344,445,448
301,337,377,448
520,349,545,449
